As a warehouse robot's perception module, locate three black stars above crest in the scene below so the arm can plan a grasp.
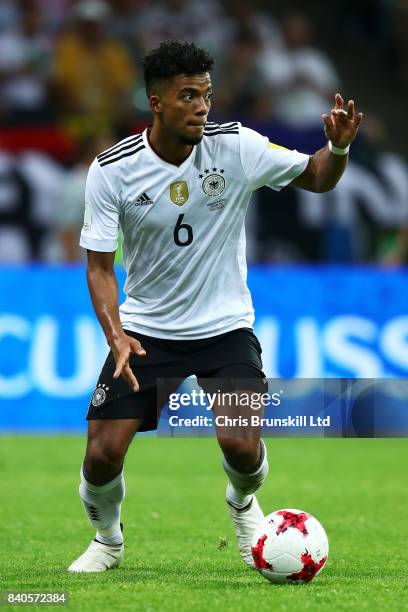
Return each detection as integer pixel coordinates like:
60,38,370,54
198,168,224,179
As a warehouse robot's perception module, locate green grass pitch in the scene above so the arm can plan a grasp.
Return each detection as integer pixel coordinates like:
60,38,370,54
1,436,407,611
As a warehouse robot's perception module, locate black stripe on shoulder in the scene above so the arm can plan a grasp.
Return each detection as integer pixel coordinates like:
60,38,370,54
97,133,142,159
99,145,146,167
205,122,238,132
97,135,143,162
205,121,238,127
203,130,239,137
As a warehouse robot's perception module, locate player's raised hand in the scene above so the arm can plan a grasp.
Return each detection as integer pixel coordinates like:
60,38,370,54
112,335,146,392
322,93,363,148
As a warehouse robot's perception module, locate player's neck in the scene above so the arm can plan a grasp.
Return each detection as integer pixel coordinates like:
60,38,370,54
147,125,193,167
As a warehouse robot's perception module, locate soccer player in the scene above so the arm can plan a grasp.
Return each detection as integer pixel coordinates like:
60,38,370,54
68,41,362,572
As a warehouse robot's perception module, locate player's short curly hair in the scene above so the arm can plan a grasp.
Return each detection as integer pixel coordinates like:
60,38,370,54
142,41,214,96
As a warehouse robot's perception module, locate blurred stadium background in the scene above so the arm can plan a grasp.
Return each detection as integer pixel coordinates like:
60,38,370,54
1,0,408,432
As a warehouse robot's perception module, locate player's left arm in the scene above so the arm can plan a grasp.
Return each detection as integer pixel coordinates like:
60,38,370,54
291,93,363,193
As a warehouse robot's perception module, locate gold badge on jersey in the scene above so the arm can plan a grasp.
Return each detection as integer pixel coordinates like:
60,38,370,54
170,181,189,206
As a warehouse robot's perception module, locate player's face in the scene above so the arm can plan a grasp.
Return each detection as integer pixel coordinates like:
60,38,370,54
153,73,212,145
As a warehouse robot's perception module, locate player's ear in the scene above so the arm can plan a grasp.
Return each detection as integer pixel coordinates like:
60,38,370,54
149,95,162,114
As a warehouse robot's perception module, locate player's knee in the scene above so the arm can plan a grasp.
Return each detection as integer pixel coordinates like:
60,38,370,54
218,436,260,470
85,440,125,477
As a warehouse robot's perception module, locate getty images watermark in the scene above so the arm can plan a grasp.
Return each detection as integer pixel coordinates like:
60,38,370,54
157,378,408,437
157,381,331,434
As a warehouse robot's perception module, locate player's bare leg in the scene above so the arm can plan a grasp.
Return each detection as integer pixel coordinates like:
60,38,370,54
214,394,269,569
68,418,143,573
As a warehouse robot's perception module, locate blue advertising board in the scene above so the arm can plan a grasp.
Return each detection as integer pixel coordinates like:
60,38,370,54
0,265,407,432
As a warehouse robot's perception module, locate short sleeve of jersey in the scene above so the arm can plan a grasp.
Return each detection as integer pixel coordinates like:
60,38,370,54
79,159,119,252
239,126,309,191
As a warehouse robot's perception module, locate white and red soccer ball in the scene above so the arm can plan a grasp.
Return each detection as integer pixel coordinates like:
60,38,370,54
251,509,329,584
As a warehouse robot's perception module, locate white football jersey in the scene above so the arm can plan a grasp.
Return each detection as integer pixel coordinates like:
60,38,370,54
80,123,309,339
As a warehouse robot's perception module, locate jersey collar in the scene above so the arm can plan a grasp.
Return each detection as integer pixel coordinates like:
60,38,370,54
142,128,197,173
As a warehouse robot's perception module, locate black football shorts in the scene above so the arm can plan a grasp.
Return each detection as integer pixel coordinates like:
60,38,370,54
86,327,267,431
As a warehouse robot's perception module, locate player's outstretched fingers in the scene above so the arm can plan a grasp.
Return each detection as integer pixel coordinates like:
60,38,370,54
130,338,146,357
322,113,335,132
123,363,139,392
332,108,348,124
113,354,127,379
335,93,344,109
322,114,332,126
347,99,355,119
354,112,363,127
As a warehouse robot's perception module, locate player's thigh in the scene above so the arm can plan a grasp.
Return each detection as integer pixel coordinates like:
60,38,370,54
86,417,144,462
199,364,267,453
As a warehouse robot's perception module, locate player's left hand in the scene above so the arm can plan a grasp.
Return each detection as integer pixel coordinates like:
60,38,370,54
322,93,363,148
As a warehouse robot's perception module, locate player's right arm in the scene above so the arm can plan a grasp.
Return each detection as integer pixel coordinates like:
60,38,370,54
86,249,145,392
80,158,145,392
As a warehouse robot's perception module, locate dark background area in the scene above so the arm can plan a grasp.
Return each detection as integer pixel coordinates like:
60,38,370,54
0,0,406,264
